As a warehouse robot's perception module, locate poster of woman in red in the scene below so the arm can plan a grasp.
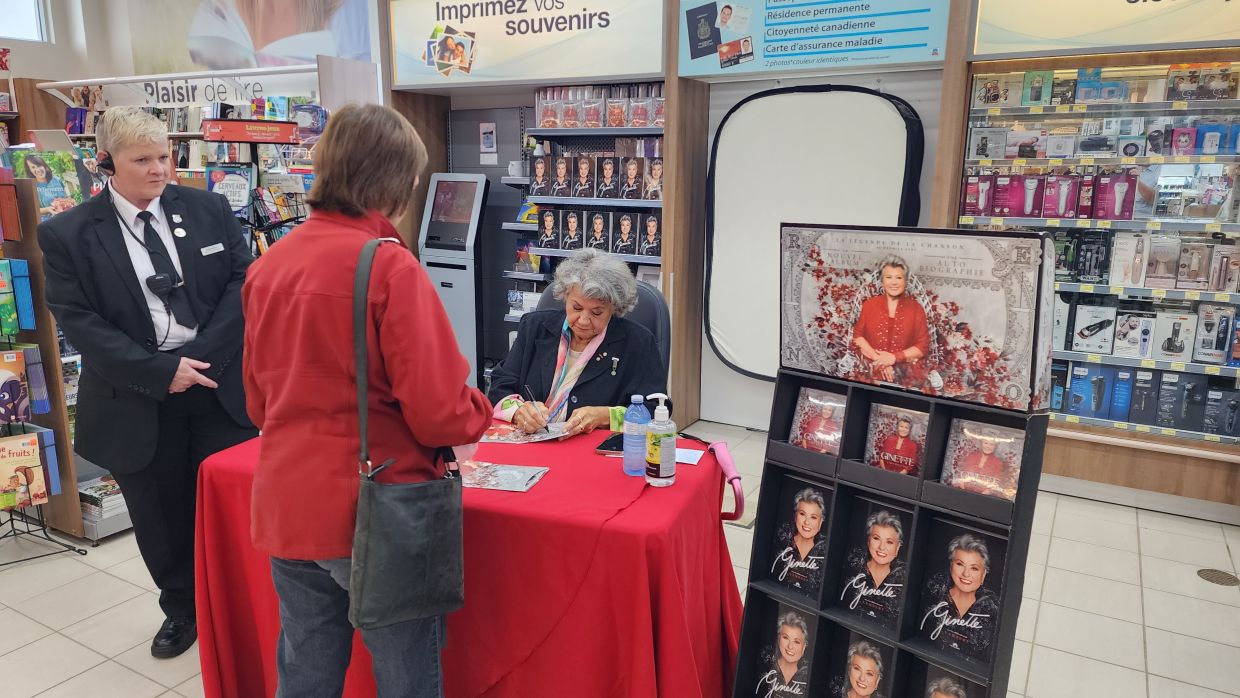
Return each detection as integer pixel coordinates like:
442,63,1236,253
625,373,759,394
851,257,930,384
863,406,928,477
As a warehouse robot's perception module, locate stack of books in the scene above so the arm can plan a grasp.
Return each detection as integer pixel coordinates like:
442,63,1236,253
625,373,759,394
78,476,128,538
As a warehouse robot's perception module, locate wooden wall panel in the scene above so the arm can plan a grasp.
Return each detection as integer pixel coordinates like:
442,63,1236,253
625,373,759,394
928,0,973,228
12,77,70,138
389,90,451,249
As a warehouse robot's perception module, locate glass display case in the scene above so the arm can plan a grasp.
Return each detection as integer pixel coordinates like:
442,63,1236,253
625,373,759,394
957,61,1240,446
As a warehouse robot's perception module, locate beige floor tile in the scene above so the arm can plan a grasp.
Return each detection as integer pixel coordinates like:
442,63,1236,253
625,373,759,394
34,660,165,698
1052,511,1140,553
683,421,756,449
60,593,164,658
1146,629,1240,696
1025,645,1147,698
0,608,53,656
0,556,96,604
1141,555,1240,608
1144,588,1240,648
1034,603,1145,671
1041,566,1143,623
1027,533,1051,566
0,537,73,567
173,674,206,698
19,571,145,630
1015,598,1038,643
78,532,141,570
115,640,202,689
1032,494,1056,536
1140,528,1235,571
732,565,748,600
106,554,158,592
724,523,754,570
1047,537,1140,585
1022,562,1045,600
728,437,768,481
1055,496,1138,525
0,633,105,697
1007,640,1031,694
1137,510,1226,542
1145,675,1239,698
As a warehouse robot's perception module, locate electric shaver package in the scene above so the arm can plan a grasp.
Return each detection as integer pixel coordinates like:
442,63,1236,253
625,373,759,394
1128,369,1161,425
1072,304,1117,354
1068,364,1117,419
1108,232,1149,287
1074,230,1112,284
1092,172,1136,221
1192,304,1236,365
1204,389,1240,437
1112,310,1157,359
1176,242,1215,291
960,175,997,216
1152,311,1198,362
1041,175,1080,219
1144,235,1183,289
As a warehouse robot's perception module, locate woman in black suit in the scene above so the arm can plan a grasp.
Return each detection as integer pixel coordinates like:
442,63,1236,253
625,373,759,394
488,248,666,437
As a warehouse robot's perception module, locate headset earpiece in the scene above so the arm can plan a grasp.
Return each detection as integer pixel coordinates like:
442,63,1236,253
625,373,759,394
98,152,115,174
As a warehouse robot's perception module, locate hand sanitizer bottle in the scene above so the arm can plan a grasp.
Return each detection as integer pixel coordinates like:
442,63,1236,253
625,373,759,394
645,393,676,487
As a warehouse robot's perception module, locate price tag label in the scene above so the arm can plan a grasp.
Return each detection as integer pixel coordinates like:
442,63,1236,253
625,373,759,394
1136,424,1151,432
1205,434,1222,442
1110,285,1124,295
1076,219,1091,228
1046,218,1061,227
1087,354,1102,363
1066,415,1081,423
1202,155,1216,163
1080,283,1096,293
1014,158,1028,166
1056,105,1071,113
1173,100,1189,110
1206,366,1221,375
1152,289,1168,298
992,217,1005,227
1080,157,1095,165
1030,106,1044,114
1161,428,1177,436
1114,422,1129,430
1146,221,1162,230
1073,104,1089,112
1050,158,1064,165
959,216,975,225
1185,290,1201,300
1216,293,1233,302
1171,362,1186,371
1121,157,1137,164
1054,282,1062,290
1097,220,1113,228
1141,359,1157,368
979,159,993,166
1174,155,1191,163
1149,155,1166,163
988,107,1001,115
1206,223,1222,233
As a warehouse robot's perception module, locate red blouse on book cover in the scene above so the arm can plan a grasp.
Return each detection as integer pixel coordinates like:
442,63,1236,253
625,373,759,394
875,434,921,476
852,294,930,378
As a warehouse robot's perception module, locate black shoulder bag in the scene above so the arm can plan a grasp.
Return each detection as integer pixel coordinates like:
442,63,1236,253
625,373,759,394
348,238,465,630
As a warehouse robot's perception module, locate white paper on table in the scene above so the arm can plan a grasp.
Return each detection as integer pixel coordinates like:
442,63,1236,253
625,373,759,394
676,449,706,465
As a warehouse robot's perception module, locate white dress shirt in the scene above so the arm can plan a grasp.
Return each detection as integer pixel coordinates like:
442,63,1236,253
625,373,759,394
110,184,197,349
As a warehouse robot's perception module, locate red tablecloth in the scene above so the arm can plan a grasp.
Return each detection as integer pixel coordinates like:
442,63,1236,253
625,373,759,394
195,433,744,697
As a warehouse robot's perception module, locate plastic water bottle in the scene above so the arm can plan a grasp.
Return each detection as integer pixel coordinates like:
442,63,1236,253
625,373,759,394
645,393,676,488
622,394,650,477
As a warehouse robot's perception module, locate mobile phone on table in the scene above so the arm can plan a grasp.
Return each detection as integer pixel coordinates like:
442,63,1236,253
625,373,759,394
594,432,625,455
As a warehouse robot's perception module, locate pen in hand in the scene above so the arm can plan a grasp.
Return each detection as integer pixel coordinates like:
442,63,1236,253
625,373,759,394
523,385,550,433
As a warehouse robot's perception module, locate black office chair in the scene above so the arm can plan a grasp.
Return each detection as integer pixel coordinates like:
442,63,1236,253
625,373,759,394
535,280,671,371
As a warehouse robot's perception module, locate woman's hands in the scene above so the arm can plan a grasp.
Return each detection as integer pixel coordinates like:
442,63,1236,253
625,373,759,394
562,406,611,438
514,401,550,434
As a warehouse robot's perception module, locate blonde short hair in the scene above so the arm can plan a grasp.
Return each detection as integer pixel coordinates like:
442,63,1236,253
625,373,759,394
306,104,429,218
96,107,168,155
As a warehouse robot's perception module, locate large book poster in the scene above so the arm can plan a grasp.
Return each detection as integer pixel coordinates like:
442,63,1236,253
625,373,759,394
781,226,1051,412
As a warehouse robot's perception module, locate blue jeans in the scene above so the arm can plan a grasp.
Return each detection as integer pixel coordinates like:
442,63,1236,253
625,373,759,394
269,557,444,698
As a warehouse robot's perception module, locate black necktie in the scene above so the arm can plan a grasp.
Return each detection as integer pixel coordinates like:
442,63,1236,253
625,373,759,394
136,211,197,329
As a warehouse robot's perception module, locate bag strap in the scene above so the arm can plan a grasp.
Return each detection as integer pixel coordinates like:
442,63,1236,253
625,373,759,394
354,238,392,480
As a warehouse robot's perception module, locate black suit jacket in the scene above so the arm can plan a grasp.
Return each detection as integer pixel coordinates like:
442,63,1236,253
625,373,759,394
38,185,254,473
487,310,668,417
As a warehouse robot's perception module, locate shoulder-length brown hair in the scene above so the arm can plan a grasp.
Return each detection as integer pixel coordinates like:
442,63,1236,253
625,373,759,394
306,104,429,218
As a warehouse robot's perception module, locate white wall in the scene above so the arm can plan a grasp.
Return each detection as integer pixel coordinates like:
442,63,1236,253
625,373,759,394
699,69,945,430
3,1,131,81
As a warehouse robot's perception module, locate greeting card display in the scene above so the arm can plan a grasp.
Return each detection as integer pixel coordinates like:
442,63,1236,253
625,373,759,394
917,522,1006,664
835,498,911,629
751,604,816,698
941,421,1025,502
789,387,845,455
767,478,830,598
781,226,1051,411
824,631,896,698
863,405,929,477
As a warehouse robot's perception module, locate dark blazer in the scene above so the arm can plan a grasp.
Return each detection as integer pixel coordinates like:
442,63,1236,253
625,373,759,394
488,310,668,417
38,185,254,474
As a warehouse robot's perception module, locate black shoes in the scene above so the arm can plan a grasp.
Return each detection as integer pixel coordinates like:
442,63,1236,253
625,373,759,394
151,617,197,659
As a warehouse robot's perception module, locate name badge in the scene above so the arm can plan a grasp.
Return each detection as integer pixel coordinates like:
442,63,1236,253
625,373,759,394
200,243,225,256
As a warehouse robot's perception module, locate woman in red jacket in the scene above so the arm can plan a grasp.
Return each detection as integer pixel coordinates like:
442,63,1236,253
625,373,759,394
242,104,491,697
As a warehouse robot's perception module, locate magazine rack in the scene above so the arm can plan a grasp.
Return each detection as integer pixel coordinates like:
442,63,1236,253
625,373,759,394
733,224,1052,698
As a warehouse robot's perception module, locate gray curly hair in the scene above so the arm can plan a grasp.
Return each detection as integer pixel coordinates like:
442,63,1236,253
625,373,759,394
926,676,968,698
551,248,638,316
793,487,826,515
776,611,809,641
866,510,903,543
948,533,990,571
846,640,884,679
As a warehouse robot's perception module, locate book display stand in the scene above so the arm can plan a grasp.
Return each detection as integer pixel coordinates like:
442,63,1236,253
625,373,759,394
734,224,1052,698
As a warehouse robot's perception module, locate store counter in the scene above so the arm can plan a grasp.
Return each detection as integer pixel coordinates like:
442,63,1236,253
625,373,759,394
195,433,743,697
